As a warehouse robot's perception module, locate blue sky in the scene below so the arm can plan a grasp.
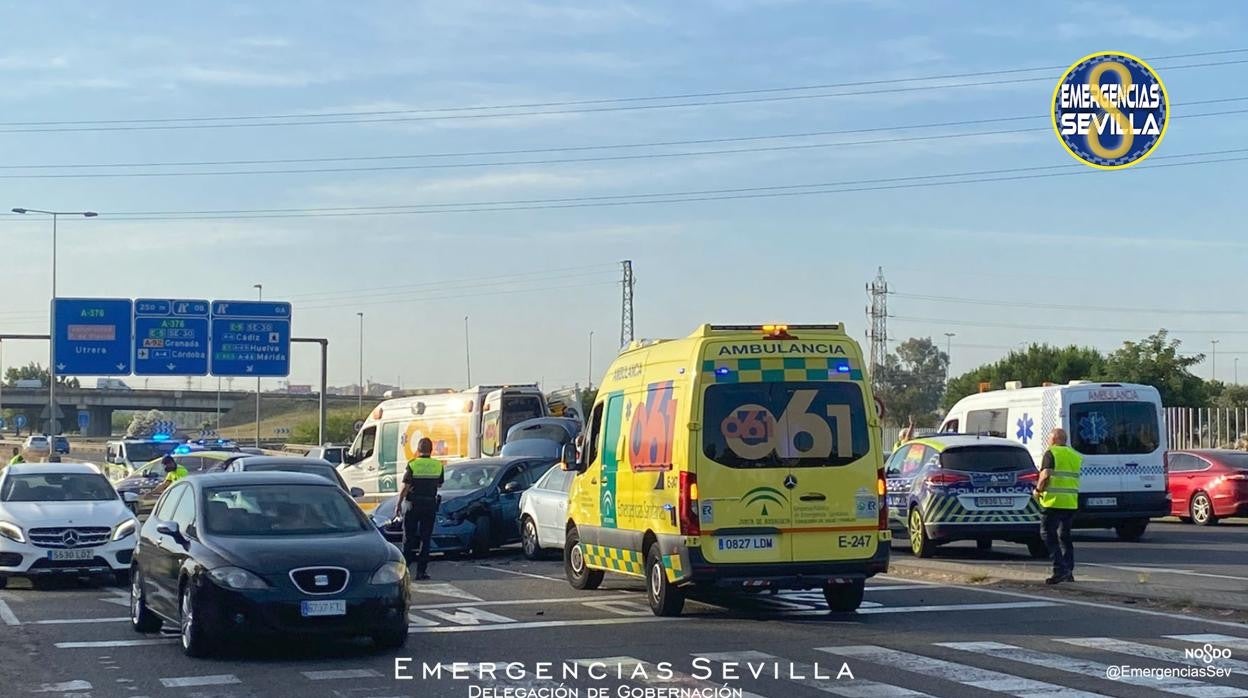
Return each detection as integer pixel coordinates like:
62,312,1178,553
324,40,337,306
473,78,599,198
0,0,1245,391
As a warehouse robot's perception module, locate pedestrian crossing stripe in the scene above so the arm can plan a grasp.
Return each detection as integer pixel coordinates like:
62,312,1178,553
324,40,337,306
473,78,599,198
702,357,863,383
581,544,644,576
920,492,1041,524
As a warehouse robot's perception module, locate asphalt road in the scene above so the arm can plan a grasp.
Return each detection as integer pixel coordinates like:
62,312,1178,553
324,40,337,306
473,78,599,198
2,549,1247,697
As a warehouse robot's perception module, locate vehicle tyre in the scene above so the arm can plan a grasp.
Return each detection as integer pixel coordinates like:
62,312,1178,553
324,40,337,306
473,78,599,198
520,516,542,561
113,569,132,587
1114,519,1148,542
129,567,161,633
908,508,934,558
1026,538,1049,559
564,528,604,591
976,539,993,552
645,543,685,617
1190,492,1217,526
823,578,866,613
0,576,7,590
372,625,409,651
179,584,215,657
470,516,492,558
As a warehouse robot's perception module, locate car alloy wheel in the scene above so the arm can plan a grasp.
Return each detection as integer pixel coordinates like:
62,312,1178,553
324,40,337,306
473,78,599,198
522,519,539,559
1191,493,1214,525
569,541,585,574
180,589,194,651
130,574,142,625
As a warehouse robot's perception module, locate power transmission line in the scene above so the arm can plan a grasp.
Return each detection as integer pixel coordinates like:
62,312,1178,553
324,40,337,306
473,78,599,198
1,96,1243,173
892,315,1248,335
6,147,1244,223
892,292,1248,316
0,53,1244,134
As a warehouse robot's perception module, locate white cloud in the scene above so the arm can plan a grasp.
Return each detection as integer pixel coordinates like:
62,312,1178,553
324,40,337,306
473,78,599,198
308,171,596,204
168,65,335,88
232,36,293,49
0,55,69,71
1056,2,1219,42
910,226,1248,252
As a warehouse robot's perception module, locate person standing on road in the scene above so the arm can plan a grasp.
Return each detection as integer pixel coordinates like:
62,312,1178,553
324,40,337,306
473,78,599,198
399,437,444,581
7,447,23,466
150,456,188,498
1036,427,1082,584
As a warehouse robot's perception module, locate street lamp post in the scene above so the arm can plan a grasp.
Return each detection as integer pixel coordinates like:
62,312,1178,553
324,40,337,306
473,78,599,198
1212,339,1220,383
464,316,472,388
588,331,595,390
11,207,98,436
254,283,262,447
1236,357,1240,386
357,312,364,411
943,332,955,382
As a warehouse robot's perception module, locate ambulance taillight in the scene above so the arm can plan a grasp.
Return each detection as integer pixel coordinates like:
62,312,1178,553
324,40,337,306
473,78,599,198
679,471,700,536
877,466,888,531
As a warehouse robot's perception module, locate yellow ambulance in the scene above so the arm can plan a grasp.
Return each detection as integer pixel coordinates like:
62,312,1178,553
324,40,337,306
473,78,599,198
561,324,889,616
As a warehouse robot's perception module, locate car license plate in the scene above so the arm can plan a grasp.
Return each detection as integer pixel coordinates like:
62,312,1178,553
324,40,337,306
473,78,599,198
716,535,776,551
300,599,346,617
975,497,1014,507
48,549,94,561
1088,497,1118,507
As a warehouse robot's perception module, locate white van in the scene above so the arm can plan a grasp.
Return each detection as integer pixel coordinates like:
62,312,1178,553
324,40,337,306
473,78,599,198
940,381,1168,541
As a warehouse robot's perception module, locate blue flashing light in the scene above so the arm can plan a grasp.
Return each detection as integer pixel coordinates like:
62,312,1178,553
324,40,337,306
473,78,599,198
835,364,851,373
715,367,731,376
173,445,191,454
151,433,171,441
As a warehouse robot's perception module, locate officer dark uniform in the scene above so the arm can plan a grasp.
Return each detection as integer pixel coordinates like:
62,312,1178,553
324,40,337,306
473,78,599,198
400,437,444,580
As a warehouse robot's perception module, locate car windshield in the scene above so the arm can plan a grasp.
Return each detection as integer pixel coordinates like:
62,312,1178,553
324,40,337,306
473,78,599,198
2,473,117,502
318,450,343,465
243,463,340,485
203,485,368,536
941,446,1036,473
702,382,870,468
1069,401,1160,455
501,440,561,458
443,462,503,490
508,423,573,443
126,442,178,462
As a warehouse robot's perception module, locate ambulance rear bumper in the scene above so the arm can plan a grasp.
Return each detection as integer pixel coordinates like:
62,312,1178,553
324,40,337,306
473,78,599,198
686,544,888,590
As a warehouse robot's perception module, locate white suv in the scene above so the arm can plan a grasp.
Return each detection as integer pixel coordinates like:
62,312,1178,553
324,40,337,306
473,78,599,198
0,463,139,588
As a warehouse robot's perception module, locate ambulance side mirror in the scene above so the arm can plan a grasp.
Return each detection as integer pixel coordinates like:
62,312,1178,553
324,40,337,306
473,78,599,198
560,443,581,472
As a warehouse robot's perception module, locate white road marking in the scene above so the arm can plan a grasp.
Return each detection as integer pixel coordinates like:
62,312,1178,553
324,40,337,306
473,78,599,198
700,650,931,698
0,599,18,625
302,669,384,680
1167,635,1248,651
34,617,128,625
886,575,1248,630
409,593,628,611
411,615,685,633
1058,637,1248,675
576,656,766,698
820,645,1108,698
581,600,652,616
32,681,92,693
476,565,564,582
158,675,241,688
98,597,129,607
826,601,1053,615
941,641,1247,698
56,639,176,649
864,584,933,592
408,582,483,601
423,607,516,625
1084,563,1248,582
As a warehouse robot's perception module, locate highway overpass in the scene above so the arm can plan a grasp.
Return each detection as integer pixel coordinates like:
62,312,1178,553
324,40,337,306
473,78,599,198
0,387,366,436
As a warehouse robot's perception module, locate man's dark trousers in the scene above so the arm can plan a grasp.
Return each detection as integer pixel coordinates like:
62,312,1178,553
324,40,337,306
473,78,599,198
403,499,437,575
1041,508,1075,578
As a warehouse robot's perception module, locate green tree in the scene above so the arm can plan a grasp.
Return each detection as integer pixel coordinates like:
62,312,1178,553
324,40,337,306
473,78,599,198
944,344,1106,409
874,337,949,426
1208,381,1248,409
1098,330,1207,406
292,410,362,445
125,409,173,438
3,362,80,388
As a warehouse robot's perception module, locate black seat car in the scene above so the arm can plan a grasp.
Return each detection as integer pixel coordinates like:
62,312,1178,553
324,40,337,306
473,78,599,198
224,455,365,499
129,472,409,657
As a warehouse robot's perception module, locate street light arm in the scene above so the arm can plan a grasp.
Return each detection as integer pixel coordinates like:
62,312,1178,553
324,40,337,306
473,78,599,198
11,208,97,217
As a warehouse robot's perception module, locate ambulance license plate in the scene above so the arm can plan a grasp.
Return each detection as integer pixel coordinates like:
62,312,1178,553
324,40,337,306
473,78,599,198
300,600,346,617
975,497,1014,507
48,549,94,561
1088,497,1117,507
716,535,777,551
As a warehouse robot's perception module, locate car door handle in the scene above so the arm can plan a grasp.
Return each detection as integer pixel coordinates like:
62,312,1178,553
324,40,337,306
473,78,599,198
591,478,598,485
800,493,827,501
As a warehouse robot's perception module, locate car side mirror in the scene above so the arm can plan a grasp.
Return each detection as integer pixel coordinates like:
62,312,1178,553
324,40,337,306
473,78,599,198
343,452,358,466
560,444,580,472
502,481,521,494
156,521,181,539
122,492,139,503
350,487,365,499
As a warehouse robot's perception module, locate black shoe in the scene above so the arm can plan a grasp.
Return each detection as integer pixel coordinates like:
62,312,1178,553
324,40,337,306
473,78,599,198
415,573,431,581
1064,573,1075,583
1044,575,1065,585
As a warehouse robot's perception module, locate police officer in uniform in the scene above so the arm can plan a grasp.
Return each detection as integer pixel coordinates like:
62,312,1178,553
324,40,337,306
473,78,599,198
1036,428,1082,584
399,437,444,580
8,447,24,466
150,455,188,498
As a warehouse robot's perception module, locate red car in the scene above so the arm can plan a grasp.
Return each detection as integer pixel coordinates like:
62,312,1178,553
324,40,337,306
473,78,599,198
1166,450,1248,525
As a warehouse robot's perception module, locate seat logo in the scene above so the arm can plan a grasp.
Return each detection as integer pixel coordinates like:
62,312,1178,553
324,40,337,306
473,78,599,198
314,574,329,587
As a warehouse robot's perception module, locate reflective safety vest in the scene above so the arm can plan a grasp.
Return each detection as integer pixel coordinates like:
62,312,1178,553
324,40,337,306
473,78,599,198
406,457,444,480
164,465,189,483
8,455,23,466
1038,445,1081,510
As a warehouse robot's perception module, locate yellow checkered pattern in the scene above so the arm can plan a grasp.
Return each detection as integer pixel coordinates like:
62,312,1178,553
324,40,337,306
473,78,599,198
702,356,861,383
582,544,644,576
662,553,683,582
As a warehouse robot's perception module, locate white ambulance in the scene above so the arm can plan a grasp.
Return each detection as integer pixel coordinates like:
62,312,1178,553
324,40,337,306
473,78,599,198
939,381,1168,541
339,384,548,503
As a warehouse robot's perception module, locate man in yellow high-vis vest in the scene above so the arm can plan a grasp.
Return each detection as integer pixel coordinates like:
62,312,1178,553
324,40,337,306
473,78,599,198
1036,428,1082,584
399,437,444,580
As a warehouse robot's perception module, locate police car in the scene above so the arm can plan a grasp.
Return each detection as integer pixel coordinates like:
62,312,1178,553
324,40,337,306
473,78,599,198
885,434,1048,558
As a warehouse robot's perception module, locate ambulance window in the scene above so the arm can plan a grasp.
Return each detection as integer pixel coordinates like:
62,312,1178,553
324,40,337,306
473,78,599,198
940,419,958,433
1069,401,1159,455
354,426,377,461
584,402,605,467
965,409,1008,438
702,382,870,468
481,411,501,457
379,422,400,470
